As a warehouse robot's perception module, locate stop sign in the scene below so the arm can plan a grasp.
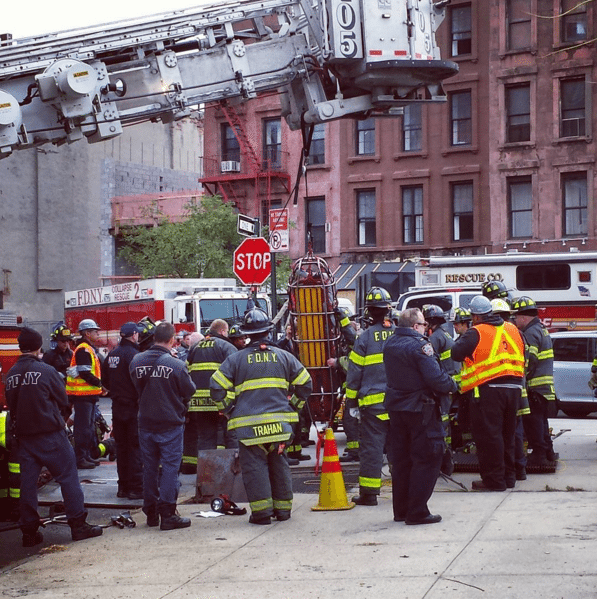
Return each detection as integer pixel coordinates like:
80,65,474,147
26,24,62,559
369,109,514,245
233,237,272,286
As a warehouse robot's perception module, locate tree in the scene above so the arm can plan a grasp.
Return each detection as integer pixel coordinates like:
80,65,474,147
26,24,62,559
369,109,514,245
118,195,241,278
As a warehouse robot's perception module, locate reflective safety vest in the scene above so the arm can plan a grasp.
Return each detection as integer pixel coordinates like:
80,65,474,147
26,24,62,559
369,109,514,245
460,322,524,394
66,342,102,396
0,412,7,450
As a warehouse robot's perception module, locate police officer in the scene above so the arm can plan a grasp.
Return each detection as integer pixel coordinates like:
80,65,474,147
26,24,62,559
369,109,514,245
6,327,102,546
512,296,557,466
182,319,238,474
102,322,142,499
66,319,107,469
452,296,525,491
384,309,458,524
345,287,394,506
42,323,73,381
210,308,312,525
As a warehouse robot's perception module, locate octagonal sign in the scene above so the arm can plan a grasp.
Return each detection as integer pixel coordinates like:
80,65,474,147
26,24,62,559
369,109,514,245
233,237,272,286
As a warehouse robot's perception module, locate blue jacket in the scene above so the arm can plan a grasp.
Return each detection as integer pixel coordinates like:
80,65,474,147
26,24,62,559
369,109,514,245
383,327,458,412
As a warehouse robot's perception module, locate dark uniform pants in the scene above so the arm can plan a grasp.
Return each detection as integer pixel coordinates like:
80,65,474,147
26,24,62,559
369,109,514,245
112,413,143,494
342,404,360,454
18,429,86,528
470,385,518,490
183,412,238,468
73,398,98,463
523,391,555,460
358,409,388,496
238,442,292,518
388,407,444,522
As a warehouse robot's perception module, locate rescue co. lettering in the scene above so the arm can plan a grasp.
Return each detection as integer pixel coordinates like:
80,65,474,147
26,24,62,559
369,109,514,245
252,422,283,437
6,372,42,389
373,330,394,342
134,365,174,379
247,352,278,364
444,272,504,284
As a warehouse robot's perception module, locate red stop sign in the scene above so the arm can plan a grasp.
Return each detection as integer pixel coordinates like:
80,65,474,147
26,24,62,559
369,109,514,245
233,237,272,286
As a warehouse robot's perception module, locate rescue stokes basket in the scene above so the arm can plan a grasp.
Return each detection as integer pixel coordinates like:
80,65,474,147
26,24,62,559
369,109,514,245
288,253,342,424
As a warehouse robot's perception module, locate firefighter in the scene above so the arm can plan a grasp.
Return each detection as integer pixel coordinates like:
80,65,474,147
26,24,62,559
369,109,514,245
42,323,73,381
345,287,394,506
452,308,472,338
228,323,248,350
6,327,102,546
0,408,19,523
210,308,312,525
66,319,107,470
452,296,525,491
482,280,511,303
182,319,237,474
137,317,157,352
102,322,142,500
512,296,557,467
422,304,460,476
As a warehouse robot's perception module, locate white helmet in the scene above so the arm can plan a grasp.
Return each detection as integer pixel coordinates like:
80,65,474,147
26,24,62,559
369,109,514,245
78,318,100,332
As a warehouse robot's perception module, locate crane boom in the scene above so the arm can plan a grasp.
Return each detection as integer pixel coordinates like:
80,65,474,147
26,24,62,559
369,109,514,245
0,0,457,157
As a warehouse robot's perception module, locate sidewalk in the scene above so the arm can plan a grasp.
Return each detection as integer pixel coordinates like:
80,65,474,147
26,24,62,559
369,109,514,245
2,419,597,599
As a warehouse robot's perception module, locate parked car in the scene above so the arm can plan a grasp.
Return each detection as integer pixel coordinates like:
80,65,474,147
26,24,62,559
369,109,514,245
551,331,597,418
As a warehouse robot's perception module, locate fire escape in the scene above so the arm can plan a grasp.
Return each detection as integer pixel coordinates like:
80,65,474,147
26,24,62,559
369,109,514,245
199,99,292,219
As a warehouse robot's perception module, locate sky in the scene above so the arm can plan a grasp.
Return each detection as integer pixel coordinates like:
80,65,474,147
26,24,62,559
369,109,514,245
3,0,218,39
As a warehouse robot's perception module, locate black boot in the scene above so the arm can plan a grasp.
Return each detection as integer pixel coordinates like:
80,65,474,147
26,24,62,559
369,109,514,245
68,514,103,541
160,504,191,530
21,524,43,548
144,506,159,527
352,494,378,506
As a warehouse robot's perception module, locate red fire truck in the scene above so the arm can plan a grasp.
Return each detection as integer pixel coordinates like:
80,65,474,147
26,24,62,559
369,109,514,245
0,311,22,408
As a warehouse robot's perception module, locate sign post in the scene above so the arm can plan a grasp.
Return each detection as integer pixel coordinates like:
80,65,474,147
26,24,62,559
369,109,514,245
233,237,272,287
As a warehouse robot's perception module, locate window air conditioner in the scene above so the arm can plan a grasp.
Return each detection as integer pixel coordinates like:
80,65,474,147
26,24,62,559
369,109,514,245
221,161,241,173
561,118,583,138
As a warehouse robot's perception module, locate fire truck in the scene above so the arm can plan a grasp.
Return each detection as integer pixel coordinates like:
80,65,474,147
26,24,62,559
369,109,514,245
64,279,270,349
397,251,597,331
0,311,22,408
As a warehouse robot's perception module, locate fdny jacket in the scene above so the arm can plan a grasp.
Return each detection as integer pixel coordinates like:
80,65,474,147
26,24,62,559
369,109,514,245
5,355,70,437
429,324,460,376
186,333,237,412
209,341,312,446
383,328,458,412
66,341,102,400
102,338,139,418
345,320,395,418
518,317,555,401
130,345,196,433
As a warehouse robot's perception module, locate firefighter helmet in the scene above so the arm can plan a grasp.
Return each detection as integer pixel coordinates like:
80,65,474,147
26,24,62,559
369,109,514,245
490,298,511,314
511,296,538,314
228,323,245,339
482,280,509,300
240,308,273,335
51,323,73,341
452,307,472,323
137,317,157,345
423,304,446,322
364,287,392,308
78,318,100,332
389,309,401,325
469,295,492,315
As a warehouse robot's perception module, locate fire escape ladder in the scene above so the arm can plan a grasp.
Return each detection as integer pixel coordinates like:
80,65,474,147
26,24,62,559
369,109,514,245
219,100,261,174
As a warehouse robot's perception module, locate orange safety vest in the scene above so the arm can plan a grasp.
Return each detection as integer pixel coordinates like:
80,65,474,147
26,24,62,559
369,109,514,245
460,322,524,394
65,342,102,396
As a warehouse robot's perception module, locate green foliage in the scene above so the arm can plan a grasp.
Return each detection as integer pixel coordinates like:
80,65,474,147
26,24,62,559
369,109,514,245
118,195,242,278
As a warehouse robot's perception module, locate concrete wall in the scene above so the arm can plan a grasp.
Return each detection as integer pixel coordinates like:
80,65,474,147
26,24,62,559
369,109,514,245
0,116,203,334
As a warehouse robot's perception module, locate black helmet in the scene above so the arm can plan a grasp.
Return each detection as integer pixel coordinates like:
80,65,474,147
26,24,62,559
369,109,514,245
482,280,509,300
240,308,273,335
511,296,538,314
137,317,157,345
452,307,472,323
423,304,446,322
365,287,391,308
228,323,245,339
51,323,73,341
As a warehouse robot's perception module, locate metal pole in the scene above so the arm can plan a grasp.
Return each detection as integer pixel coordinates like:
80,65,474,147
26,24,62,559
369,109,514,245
270,252,277,332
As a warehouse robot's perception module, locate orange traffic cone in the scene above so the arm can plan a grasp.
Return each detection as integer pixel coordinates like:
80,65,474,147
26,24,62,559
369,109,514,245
312,428,355,511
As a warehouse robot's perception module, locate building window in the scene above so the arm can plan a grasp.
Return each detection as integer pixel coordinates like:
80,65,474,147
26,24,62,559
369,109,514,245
221,124,240,162
506,0,531,50
561,0,587,43
309,124,325,164
562,172,587,236
560,77,586,137
357,190,376,246
263,118,282,169
450,91,472,146
452,182,473,241
402,186,424,245
356,118,375,155
306,196,326,253
402,104,422,152
506,83,531,143
508,177,533,238
451,4,472,56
